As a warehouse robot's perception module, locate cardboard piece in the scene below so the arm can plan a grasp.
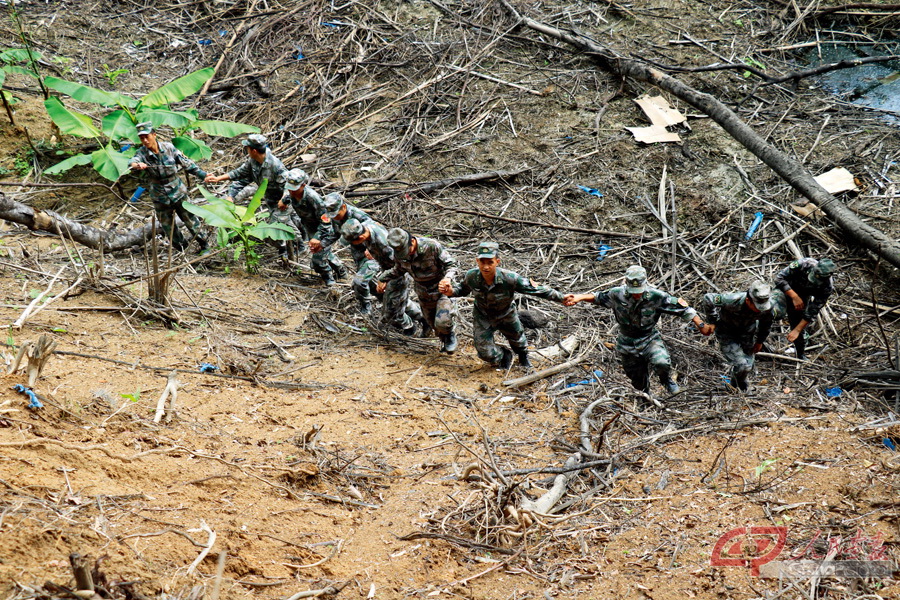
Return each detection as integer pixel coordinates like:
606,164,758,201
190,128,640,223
814,167,857,194
634,95,687,127
625,125,682,144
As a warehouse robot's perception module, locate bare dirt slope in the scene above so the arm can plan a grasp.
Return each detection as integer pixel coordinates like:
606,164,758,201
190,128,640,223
1,0,900,599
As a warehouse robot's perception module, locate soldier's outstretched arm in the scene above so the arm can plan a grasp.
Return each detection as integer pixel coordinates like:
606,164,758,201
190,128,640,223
514,274,565,303
563,293,595,306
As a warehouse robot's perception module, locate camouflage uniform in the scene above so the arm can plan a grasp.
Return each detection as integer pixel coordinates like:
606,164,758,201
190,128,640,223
592,286,697,392
285,186,344,282
226,148,287,212
773,258,834,358
452,267,563,366
350,221,422,331
129,141,207,250
702,291,773,388
379,235,458,338
317,203,373,268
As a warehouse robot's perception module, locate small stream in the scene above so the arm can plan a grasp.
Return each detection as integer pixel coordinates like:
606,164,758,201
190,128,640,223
808,43,900,125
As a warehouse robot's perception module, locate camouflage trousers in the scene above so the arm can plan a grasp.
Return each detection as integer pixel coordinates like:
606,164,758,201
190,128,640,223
472,308,527,365
353,260,422,331
300,221,343,283
616,330,673,393
153,199,202,250
770,290,809,358
715,330,757,384
414,282,455,336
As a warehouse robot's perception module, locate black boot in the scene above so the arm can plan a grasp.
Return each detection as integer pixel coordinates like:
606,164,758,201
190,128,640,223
358,299,372,316
515,350,531,368
419,318,433,338
440,332,458,354
498,347,513,369
333,264,347,281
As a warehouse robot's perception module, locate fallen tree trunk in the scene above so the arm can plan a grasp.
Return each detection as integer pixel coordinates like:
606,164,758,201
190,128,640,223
499,0,900,270
0,192,151,252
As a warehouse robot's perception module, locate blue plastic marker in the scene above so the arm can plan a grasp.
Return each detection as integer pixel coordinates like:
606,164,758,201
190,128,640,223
130,186,145,203
745,211,764,241
13,384,43,409
577,185,604,198
198,363,219,373
596,244,612,262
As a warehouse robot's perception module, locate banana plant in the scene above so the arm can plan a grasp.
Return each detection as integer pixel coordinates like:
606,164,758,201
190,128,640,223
182,179,295,272
42,67,259,181
0,47,41,124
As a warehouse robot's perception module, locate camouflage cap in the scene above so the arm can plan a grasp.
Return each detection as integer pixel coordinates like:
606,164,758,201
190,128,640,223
387,227,412,258
624,265,647,294
136,121,154,136
241,133,268,151
322,192,346,218
341,218,366,243
284,168,310,191
810,258,835,283
747,280,772,311
477,241,499,259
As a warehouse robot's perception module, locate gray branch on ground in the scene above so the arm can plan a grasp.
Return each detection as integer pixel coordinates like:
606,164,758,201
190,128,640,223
0,192,151,252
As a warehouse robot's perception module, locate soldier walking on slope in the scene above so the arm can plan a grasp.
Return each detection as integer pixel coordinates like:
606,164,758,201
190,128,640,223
128,122,209,253
280,169,345,285
379,228,459,353
564,265,713,394
702,281,774,392
341,218,423,332
772,257,835,360
204,134,287,210
444,241,566,369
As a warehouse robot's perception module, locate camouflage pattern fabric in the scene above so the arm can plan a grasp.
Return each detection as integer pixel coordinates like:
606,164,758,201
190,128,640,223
284,186,343,281
379,236,459,335
452,267,564,365
702,291,774,384
774,258,834,358
592,286,698,391
353,257,422,331
226,148,287,209
317,204,372,267
130,141,207,249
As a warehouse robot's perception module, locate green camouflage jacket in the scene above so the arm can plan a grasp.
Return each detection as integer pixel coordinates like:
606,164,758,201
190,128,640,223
702,291,773,342
318,204,372,248
774,258,834,322
593,286,697,339
226,149,286,205
130,142,206,204
452,267,563,318
284,186,326,227
378,235,458,285
357,221,395,271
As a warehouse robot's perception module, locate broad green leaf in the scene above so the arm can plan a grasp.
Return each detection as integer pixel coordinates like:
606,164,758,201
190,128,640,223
90,144,132,181
248,222,295,241
136,109,194,130
244,178,268,223
44,76,136,108
44,97,101,137
102,110,139,141
1,90,18,105
182,201,241,229
0,70,4,88
43,152,92,175
171,136,212,161
196,185,220,203
138,67,214,109
0,48,40,63
2,65,38,78
193,119,260,137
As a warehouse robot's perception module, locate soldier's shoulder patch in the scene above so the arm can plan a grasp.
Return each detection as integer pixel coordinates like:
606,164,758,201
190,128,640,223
677,297,689,308
320,214,331,223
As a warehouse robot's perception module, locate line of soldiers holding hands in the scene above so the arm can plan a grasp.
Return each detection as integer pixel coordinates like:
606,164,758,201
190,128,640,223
130,130,837,396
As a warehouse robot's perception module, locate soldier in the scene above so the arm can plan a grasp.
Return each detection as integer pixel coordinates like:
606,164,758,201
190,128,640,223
378,228,459,353
204,133,286,212
702,281,774,392
281,169,345,285
772,257,835,360
311,192,372,271
564,265,712,394
445,241,565,369
128,122,208,253
341,218,423,332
